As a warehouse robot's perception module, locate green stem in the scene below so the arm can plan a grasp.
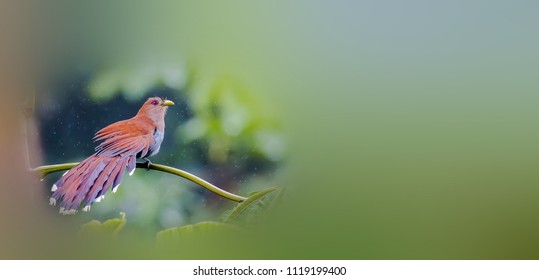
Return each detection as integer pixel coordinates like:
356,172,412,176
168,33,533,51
31,162,247,203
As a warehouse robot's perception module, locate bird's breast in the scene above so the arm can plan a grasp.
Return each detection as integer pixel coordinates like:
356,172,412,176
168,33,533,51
148,129,164,157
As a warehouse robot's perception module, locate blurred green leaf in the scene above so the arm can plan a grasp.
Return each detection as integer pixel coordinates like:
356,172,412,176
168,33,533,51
79,212,127,237
89,64,187,101
156,187,284,246
221,187,284,225
156,221,236,245
179,74,284,164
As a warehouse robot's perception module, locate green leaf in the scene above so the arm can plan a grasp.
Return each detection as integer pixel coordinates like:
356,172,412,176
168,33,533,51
79,212,127,237
221,187,284,225
156,221,236,245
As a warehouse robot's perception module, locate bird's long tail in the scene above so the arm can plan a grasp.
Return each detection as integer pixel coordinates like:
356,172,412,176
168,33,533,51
49,154,137,214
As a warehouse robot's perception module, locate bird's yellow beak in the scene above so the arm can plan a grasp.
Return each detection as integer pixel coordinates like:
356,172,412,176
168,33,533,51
161,100,175,107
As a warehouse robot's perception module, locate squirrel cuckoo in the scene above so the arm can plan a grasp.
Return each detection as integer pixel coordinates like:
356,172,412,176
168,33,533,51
49,97,174,214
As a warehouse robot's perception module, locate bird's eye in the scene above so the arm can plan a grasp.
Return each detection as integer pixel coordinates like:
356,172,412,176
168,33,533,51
151,100,159,105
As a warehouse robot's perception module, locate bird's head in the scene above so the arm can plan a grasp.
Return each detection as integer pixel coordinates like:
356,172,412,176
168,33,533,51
137,97,175,122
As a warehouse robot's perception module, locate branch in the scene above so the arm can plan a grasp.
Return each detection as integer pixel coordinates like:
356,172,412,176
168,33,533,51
31,162,247,203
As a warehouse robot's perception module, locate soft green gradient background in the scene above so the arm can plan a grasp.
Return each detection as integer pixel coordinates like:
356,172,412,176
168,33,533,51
34,1,539,258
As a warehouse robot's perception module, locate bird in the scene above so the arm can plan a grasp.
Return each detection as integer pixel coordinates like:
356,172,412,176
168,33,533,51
49,97,174,215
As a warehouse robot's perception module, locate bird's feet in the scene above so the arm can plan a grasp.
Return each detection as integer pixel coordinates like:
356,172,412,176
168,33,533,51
143,158,152,171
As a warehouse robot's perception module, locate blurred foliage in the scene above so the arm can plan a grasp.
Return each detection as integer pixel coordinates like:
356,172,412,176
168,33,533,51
181,75,284,164
89,64,186,102
155,186,283,246
83,186,284,248
79,212,126,238
156,222,237,246
221,187,284,225
80,188,284,246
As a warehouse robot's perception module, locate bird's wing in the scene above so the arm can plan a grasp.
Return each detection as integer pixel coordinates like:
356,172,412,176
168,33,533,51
93,116,155,159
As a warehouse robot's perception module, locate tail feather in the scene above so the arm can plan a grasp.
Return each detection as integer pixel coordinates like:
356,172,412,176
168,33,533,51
127,156,136,176
50,154,131,214
103,158,127,194
112,157,129,192
52,159,91,196
84,159,118,206
71,159,109,208
66,158,103,204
